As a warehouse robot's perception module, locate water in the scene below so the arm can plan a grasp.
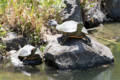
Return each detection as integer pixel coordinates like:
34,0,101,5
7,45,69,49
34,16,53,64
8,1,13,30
1,23,120,80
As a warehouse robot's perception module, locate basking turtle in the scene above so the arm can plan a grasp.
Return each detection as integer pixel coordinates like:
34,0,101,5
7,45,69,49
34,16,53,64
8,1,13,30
48,20,91,45
17,45,43,66
18,44,35,57
17,44,36,61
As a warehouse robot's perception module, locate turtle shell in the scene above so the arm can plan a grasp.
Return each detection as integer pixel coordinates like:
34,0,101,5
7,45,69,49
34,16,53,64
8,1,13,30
56,21,78,33
18,45,35,57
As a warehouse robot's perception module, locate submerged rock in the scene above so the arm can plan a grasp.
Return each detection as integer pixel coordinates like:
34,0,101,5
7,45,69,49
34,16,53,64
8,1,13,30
105,0,120,20
2,32,27,51
44,35,114,69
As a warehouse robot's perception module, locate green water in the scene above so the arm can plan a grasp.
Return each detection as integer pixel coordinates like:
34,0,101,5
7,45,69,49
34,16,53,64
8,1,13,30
1,23,120,80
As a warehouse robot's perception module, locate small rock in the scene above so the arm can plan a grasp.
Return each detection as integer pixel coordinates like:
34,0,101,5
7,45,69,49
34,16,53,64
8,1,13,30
3,32,17,40
2,32,27,51
9,50,24,67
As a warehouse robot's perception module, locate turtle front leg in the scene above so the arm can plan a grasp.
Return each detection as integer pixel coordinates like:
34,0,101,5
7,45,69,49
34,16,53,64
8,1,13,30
59,35,69,45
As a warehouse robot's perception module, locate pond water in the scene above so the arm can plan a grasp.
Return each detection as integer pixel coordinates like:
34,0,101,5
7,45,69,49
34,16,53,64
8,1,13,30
1,23,120,80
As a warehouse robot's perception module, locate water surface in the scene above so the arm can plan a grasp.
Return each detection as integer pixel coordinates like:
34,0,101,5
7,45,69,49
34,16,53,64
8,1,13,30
1,23,120,80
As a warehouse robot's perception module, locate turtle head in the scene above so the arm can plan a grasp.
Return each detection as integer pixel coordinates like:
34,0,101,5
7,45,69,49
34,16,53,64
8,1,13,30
77,21,84,28
48,19,58,27
31,48,37,55
78,22,84,25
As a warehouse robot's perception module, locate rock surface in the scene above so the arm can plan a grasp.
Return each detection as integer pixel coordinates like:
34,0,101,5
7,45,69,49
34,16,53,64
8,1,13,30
9,50,24,67
84,2,106,28
2,32,27,51
105,0,120,20
61,0,83,22
0,53,3,64
44,35,114,69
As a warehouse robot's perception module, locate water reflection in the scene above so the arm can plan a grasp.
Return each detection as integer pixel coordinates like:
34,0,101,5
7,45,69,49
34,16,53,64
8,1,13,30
0,64,113,80
45,66,112,80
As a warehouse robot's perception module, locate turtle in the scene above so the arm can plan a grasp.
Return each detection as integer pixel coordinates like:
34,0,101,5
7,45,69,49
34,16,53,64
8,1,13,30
17,44,36,61
48,19,91,45
17,45,43,66
18,44,35,57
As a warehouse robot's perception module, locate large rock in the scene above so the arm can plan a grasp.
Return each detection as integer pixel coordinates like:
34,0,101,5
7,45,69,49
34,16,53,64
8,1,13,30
2,32,27,51
61,0,83,22
84,2,106,28
44,35,114,69
105,0,120,20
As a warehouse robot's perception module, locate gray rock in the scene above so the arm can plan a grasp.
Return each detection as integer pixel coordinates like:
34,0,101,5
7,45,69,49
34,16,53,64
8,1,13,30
9,50,24,67
0,53,3,64
84,2,106,28
44,35,114,69
2,32,27,51
105,0,120,20
61,0,83,22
